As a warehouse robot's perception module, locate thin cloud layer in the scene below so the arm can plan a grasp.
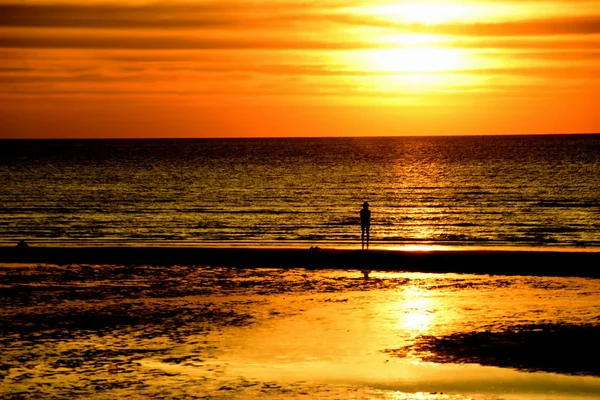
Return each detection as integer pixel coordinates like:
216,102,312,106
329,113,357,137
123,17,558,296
0,0,599,137
1,3,600,36
0,3,307,29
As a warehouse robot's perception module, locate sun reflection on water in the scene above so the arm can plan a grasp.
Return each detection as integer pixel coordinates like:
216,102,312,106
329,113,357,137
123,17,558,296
399,284,435,334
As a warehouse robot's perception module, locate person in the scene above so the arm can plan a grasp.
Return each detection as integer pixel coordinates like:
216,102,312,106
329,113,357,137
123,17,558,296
360,201,371,249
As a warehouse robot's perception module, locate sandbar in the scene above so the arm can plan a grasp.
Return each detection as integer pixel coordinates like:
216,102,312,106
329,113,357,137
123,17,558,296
1,245,599,278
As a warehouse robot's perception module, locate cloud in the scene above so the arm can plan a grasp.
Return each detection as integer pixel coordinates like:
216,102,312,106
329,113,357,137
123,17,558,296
2,81,597,101
459,66,600,78
447,37,600,50
3,30,599,52
2,3,600,37
2,60,598,88
335,14,600,36
481,50,600,60
439,16,600,36
0,2,339,29
0,32,376,50
0,3,240,29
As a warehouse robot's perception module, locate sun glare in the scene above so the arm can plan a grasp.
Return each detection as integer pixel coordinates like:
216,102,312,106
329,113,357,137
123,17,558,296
399,285,435,333
370,48,462,73
367,2,473,24
378,33,449,46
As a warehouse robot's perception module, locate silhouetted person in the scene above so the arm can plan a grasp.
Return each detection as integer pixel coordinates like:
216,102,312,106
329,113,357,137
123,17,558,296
16,240,28,249
360,202,371,249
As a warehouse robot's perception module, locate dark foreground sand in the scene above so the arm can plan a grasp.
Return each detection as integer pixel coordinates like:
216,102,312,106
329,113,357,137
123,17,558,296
1,245,600,277
386,323,600,377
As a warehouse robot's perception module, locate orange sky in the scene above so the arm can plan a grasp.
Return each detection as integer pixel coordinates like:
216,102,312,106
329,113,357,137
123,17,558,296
1,0,599,137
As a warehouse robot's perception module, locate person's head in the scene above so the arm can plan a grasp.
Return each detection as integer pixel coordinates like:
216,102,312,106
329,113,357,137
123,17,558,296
363,201,369,209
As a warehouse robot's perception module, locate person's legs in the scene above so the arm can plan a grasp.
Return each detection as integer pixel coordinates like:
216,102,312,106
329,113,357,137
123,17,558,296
361,226,365,249
366,226,370,249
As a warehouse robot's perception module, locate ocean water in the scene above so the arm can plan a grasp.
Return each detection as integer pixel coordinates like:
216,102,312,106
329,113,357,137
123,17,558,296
1,135,599,247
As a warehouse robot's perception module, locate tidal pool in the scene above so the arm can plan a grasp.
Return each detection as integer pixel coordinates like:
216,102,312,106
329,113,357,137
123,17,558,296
1,265,600,399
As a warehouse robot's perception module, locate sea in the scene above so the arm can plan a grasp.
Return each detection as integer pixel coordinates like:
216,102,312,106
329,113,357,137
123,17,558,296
1,134,600,248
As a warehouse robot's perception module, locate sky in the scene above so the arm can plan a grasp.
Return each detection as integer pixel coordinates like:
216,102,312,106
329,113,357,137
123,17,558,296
1,0,599,138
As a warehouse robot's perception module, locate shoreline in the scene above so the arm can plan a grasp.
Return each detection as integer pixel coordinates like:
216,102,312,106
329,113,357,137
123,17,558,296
1,245,599,278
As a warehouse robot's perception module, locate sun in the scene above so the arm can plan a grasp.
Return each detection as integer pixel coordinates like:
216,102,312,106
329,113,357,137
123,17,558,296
370,47,462,73
340,2,478,91
341,45,468,93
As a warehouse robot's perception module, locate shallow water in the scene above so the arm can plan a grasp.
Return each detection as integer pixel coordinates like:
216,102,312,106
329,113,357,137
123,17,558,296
1,265,600,399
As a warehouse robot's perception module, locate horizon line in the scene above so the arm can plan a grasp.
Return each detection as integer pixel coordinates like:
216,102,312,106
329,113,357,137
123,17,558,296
1,132,599,140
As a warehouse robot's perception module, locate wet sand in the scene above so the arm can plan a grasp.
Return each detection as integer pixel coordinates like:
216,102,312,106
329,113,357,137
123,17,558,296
1,245,600,277
2,263,600,399
386,323,600,376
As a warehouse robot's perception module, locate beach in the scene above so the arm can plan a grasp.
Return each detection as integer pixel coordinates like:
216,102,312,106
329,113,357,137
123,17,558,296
2,245,600,277
2,1,600,396
2,246,600,399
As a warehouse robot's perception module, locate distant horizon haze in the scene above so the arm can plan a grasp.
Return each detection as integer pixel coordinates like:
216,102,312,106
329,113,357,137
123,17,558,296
1,132,600,140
